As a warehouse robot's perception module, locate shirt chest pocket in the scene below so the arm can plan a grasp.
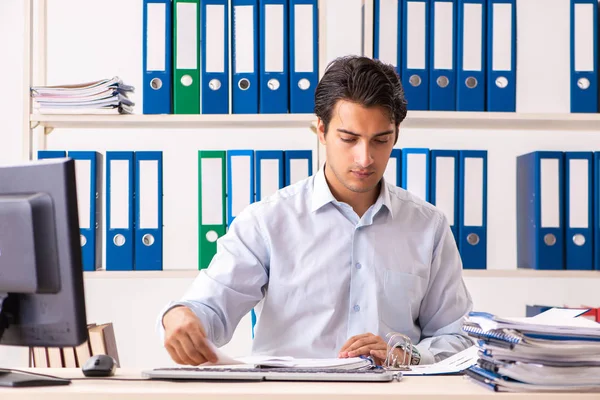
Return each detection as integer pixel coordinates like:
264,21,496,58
380,269,425,330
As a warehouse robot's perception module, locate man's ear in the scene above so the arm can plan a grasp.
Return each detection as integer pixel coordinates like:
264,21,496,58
317,118,327,146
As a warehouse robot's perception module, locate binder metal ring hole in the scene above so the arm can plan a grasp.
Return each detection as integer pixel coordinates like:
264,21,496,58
267,79,280,91
495,76,508,89
578,77,590,90
409,75,421,87
142,234,155,247
298,78,311,90
113,234,126,247
209,79,222,91
206,231,219,243
181,75,193,87
544,233,556,246
573,234,586,246
150,78,163,90
436,76,449,88
80,235,87,247
466,233,479,246
465,77,478,89
238,78,251,91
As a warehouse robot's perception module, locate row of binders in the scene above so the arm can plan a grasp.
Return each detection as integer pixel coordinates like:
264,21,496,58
198,149,313,269
143,0,318,115
36,149,314,272
517,151,600,271
143,0,599,115
372,0,599,112
388,148,488,269
38,150,164,272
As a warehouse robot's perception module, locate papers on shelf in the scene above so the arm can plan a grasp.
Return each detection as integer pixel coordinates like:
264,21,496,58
31,77,135,115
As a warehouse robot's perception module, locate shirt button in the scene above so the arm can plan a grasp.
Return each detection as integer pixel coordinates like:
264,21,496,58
353,305,360,312
355,263,362,270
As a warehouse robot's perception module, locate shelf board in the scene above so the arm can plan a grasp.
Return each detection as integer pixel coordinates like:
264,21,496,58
30,113,316,131
82,269,600,280
30,111,600,132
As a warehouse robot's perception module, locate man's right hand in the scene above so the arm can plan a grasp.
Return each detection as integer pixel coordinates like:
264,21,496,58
162,306,218,365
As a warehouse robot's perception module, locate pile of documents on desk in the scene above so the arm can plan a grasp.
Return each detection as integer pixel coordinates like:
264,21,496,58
462,308,600,392
31,77,134,114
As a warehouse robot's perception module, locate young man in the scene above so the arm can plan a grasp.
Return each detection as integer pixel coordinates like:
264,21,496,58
159,56,473,366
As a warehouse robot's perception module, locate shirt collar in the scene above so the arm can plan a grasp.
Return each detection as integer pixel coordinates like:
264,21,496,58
311,166,394,218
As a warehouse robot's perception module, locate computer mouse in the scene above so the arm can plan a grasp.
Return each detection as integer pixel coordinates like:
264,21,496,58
82,354,117,377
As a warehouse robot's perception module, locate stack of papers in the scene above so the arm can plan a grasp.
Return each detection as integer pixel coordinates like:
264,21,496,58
31,77,135,115
463,308,600,392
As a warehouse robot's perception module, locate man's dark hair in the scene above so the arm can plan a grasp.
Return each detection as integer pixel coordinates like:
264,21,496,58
314,56,408,142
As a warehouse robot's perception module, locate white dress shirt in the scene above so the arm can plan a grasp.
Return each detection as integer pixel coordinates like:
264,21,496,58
159,167,474,364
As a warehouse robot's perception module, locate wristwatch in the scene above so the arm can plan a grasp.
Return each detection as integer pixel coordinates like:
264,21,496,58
407,345,421,365
397,344,421,366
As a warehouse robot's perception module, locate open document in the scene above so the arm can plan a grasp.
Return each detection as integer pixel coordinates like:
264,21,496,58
203,341,478,373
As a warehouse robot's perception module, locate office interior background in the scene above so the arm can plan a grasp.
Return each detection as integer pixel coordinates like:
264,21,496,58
1,0,599,370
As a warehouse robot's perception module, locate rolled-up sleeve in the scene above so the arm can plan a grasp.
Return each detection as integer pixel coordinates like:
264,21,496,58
415,213,474,364
156,205,270,347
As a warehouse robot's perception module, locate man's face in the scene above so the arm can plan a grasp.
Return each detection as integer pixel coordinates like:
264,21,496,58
318,100,396,195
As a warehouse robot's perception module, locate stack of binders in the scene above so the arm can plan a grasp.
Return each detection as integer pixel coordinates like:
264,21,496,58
142,0,319,115
462,310,600,393
372,0,599,113
516,151,598,271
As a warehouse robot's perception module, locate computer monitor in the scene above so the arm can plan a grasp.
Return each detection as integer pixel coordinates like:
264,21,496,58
0,158,88,387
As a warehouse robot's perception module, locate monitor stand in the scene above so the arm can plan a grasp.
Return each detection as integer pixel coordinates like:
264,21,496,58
0,299,71,387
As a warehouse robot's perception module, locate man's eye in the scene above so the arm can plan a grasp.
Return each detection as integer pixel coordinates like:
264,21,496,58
341,138,356,143
375,139,389,144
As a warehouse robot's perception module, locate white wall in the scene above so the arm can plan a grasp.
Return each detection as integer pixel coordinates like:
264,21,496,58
1,0,600,369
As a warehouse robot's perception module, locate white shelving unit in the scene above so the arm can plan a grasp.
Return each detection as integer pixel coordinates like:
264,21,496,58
22,0,600,277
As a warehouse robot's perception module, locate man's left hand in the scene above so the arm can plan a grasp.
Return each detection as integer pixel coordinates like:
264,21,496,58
338,333,406,365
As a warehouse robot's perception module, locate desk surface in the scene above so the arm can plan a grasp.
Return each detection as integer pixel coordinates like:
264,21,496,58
1,368,599,400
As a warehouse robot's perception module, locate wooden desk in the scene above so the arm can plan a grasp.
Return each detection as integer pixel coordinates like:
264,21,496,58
0,368,599,400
